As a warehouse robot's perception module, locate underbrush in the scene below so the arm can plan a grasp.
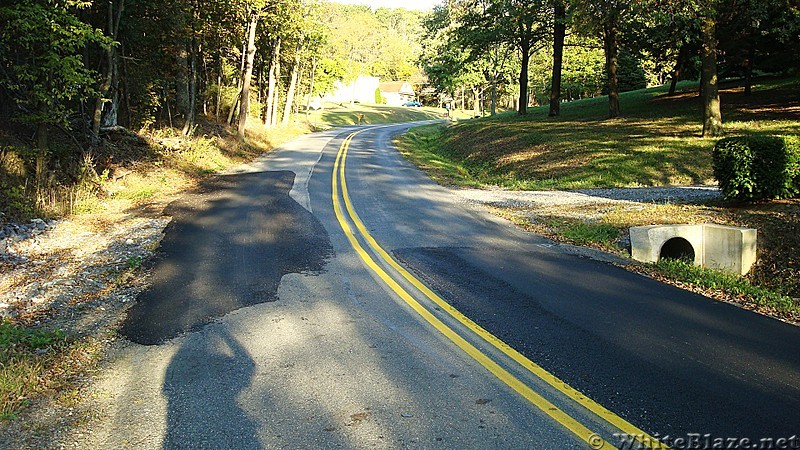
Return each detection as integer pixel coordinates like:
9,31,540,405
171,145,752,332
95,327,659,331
0,120,310,223
645,259,798,319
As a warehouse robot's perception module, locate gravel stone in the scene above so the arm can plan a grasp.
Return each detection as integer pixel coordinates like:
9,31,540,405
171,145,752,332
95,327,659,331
453,185,720,210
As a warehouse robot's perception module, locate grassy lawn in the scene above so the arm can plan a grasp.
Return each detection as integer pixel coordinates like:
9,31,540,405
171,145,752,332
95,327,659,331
299,102,473,127
398,78,800,190
396,77,800,322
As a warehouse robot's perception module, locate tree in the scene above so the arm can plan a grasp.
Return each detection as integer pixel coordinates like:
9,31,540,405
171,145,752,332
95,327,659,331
457,0,551,115
238,8,259,138
572,0,633,118
549,0,567,116
700,2,722,137
0,1,110,150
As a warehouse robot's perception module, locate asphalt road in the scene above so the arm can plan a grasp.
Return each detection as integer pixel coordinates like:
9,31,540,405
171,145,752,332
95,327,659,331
101,124,800,449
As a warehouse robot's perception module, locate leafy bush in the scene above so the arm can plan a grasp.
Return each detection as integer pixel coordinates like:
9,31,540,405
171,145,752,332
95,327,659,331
713,135,800,201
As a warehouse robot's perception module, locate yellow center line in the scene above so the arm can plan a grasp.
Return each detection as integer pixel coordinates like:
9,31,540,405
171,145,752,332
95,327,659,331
331,128,606,447
332,127,667,449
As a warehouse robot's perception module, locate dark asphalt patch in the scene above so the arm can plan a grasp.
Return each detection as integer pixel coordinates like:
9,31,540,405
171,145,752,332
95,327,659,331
392,246,800,441
121,171,333,345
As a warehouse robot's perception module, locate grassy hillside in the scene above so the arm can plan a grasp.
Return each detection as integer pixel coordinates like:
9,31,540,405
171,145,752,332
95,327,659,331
398,77,800,190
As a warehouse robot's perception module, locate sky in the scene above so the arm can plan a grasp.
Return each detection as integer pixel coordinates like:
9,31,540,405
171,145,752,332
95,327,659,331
330,0,440,11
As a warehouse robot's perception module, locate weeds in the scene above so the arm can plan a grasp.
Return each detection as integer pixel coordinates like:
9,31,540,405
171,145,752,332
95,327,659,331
653,258,798,315
0,321,71,420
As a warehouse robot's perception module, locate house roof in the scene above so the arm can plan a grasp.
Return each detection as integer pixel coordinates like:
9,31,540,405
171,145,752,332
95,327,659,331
379,81,415,95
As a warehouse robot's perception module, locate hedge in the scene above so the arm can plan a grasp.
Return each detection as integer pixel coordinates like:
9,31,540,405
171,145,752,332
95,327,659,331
713,135,800,201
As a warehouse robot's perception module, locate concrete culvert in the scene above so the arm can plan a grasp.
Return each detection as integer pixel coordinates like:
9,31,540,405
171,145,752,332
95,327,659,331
659,237,696,262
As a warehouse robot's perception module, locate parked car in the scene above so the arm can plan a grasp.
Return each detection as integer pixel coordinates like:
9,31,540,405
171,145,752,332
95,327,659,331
404,101,422,107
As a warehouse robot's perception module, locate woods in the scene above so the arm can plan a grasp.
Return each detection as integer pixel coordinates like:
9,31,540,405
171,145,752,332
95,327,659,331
0,0,429,220
422,0,800,129
1,0,799,222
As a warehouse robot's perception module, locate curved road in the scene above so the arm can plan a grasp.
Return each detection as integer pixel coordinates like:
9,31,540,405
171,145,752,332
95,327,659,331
94,124,800,449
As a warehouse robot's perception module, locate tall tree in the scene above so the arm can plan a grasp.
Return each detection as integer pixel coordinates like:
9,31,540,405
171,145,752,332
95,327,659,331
457,0,551,115
572,0,632,118
549,0,567,116
238,8,259,138
0,1,110,150
92,0,125,138
700,1,722,137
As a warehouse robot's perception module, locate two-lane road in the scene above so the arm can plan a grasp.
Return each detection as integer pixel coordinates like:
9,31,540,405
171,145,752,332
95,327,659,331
96,124,799,449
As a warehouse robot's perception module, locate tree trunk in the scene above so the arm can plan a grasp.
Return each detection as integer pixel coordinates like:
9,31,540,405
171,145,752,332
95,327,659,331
175,40,191,129
490,79,496,115
238,12,258,139
227,91,240,126
549,0,566,117
283,35,304,125
473,88,480,117
603,17,620,118
228,41,247,127
265,39,279,126
36,123,48,151
306,57,317,115
215,70,222,121
701,11,723,137
182,35,198,136
518,42,530,115
92,0,125,139
271,38,282,126
669,44,688,96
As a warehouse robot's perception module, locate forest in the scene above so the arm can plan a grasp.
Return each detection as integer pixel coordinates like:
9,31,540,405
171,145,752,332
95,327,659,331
1,0,799,220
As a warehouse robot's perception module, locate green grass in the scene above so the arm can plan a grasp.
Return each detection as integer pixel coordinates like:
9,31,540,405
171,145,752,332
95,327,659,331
397,76,800,320
558,221,620,246
397,77,800,190
653,259,798,316
0,321,69,420
301,103,468,126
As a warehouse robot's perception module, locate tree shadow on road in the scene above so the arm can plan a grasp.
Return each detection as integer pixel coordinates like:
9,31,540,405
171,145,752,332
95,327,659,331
163,327,259,449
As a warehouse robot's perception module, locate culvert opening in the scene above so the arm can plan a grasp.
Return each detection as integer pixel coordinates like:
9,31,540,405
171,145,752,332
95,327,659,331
659,237,696,261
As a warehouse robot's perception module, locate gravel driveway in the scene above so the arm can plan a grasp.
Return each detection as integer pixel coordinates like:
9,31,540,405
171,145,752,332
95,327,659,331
453,186,720,209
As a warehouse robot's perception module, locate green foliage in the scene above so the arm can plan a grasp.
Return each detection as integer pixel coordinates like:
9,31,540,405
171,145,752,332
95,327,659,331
0,1,110,131
616,52,647,92
374,87,386,105
320,3,425,82
0,182,34,219
399,77,800,192
713,135,800,201
127,256,144,269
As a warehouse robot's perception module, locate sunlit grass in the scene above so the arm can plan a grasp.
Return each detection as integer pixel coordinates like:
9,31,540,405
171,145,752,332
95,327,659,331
398,77,800,318
398,77,800,191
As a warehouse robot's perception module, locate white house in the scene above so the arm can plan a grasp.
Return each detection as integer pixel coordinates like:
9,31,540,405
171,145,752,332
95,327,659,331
379,81,416,106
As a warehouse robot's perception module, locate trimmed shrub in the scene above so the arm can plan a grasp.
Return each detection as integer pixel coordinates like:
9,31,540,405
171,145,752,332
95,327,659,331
713,135,800,201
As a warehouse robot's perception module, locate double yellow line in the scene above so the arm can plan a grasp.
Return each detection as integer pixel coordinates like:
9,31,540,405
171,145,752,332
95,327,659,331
331,127,667,449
